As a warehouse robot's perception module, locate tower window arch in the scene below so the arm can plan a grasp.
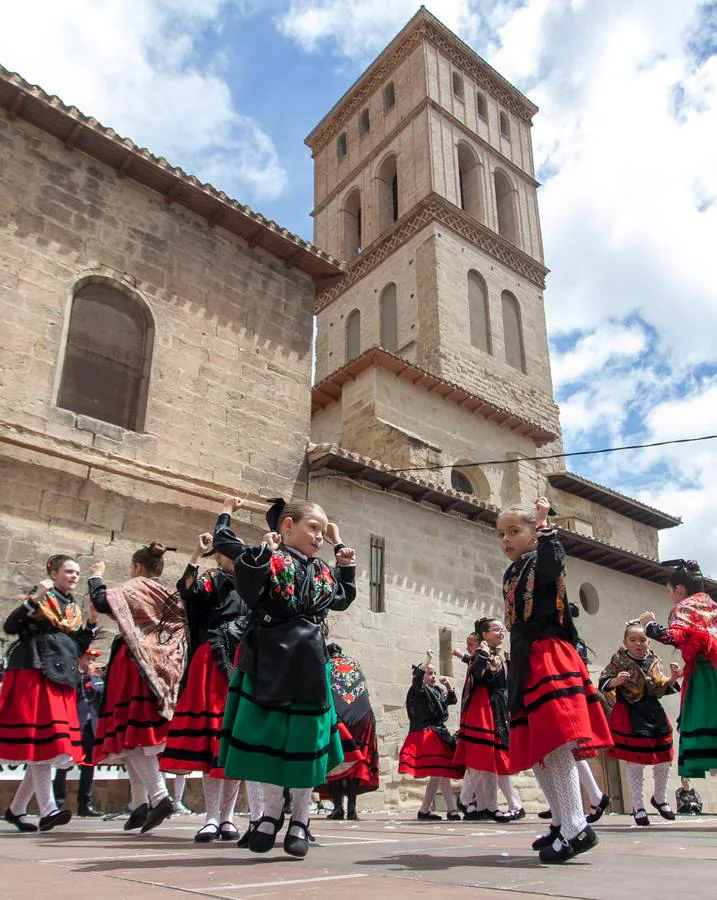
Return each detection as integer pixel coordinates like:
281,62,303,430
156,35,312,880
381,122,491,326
377,153,399,232
342,188,362,259
379,283,398,352
450,462,491,501
494,168,520,246
501,290,526,373
346,309,361,363
452,72,465,101
57,280,154,431
467,270,490,354
457,143,484,221
359,108,370,136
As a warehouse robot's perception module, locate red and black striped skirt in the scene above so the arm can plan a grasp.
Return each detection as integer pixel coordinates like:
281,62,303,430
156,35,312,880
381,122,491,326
320,712,380,794
161,643,229,778
0,668,83,765
509,637,613,773
607,700,674,765
399,727,463,779
453,685,510,775
93,643,169,763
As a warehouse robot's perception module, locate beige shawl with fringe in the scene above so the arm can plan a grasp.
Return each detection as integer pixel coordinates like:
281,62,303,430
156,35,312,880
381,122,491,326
106,577,188,721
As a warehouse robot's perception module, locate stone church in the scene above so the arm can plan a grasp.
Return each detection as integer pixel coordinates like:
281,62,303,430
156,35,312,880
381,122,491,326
1,9,713,811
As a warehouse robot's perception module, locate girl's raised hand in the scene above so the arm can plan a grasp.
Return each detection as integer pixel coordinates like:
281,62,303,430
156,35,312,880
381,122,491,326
669,662,683,682
336,546,356,566
638,610,656,624
197,533,213,553
222,496,243,515
535,496,551,526
326,522,341,545
263,532,281,551
88,562,105,578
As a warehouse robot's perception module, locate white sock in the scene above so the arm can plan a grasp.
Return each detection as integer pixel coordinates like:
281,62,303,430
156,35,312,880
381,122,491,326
220,779,241,824
419,777,440,814
202,774,221,828
497,775,521,812
533,762,560,827
29,764,56,818
288,788,311,839
460,769,479,810
174,774,187,804
439,778,457,813
125,757,149,809
543,743,586,840
128,749,168,807
626,762,645,811
480,772,499,812
653,762,671,805
577,759,603,806
257,784,284,835
246,781,264,822
10,769,35,817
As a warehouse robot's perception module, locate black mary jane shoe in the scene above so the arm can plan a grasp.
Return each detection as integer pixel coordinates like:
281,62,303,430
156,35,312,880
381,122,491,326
509,807,526,821
633,808,651,826
539,833,575,864
537,808,552,819
486,809,513,823
39,809,72,832
219,821,239,841
586,793,610,824
141,796,174,833
650,796,676,821
532,824,561,850
237,821,257,849
446,811,462,821
569,825,599,857
4,808,38,833
283,820,311,858
248,813,285,853
194,823,220,843
417,810,442,821
326,806,345,820
463,808,487,821
124,803,149,831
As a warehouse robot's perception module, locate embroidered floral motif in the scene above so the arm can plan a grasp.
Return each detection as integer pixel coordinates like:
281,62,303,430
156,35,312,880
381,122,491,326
269,552,297,607
311,562,334,604
198,571,216,594
330,653,368,703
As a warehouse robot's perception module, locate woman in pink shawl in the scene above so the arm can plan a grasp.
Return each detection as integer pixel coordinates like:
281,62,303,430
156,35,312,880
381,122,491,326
640,560,717,779
88,542,189,834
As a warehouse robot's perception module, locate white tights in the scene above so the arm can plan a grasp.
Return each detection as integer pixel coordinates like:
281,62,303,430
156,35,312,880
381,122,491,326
125,749,168,807
420,777,456,814
577,759,603,806
245,781,264,822
533,743,587,840
256,785,311,840
626,761,670,811
202,775,241,826
497,775,522,812
10,763,57,819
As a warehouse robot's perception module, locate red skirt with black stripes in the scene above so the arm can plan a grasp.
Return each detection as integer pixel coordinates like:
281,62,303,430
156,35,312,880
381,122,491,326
607,700,674,765
508,637,613,773
0,668,83,765
453,685,510,775
93,643,169,763
319,713,380,794
160,643,229,778
399,727,463,779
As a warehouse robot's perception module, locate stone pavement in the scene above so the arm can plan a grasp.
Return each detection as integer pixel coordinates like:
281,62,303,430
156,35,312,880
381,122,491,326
1,812,715,900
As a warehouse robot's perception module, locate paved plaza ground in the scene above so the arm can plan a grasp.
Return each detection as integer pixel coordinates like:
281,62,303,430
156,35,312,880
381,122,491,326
0,811,714,899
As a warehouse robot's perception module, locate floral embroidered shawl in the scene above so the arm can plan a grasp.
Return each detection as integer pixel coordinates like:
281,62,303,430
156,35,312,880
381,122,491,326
30,588,83,633
667,592,717,674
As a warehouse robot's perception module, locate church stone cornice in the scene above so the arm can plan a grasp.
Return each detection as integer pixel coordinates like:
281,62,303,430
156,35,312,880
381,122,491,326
305,9,537,155
314,193,549,312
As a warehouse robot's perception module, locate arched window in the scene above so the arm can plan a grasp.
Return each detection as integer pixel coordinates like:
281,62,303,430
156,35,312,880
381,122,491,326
379,283,398,352
467,270,490,353
336,132,347,160
457,143,483,221
494,169,519,245
450,466,473,494
452,72,464,101
346,309,361,362
342,188,362,259
501,290,526,373
377,153,399,232
499,111,511,139
476,91,488,120
57,280,153,430
450,463,491,501
383,82,396,113
359,108,370,136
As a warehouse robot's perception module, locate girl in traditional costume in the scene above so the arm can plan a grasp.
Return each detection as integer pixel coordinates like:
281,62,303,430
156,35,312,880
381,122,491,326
1,555,97,832
88,542,189,834
398,651,462,820
219,497,356,858
161,518,250,843
599,622,680,825
321,642,379,820
498,497,611,863
640,560,717,779
454,618,512,822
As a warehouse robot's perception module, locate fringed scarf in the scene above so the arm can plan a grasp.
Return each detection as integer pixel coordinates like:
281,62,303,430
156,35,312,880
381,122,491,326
667,592,717,677
29,588,83,633
105,577,189,721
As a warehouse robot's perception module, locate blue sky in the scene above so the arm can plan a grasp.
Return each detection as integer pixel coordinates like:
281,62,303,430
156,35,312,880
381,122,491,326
2,0,716,572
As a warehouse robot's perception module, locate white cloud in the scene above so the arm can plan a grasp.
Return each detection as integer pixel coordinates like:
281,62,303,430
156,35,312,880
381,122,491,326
0,0,288,202
551,322,648,389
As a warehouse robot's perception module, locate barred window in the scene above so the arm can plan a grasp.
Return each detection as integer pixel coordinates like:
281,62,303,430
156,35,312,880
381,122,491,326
369,535,385,613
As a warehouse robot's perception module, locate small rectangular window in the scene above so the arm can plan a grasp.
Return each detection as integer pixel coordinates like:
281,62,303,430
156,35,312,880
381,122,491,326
476,91,488,120
500,111,511,140
337,132,347,160
452,71,465,101
369,535,385,613
439,628,453,677
359,108,370,136
383,82,396,113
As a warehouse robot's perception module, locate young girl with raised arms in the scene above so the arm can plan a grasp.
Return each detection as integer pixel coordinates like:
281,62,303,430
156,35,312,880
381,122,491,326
599,621,680,825
219,497,356,859
498,497,612,863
